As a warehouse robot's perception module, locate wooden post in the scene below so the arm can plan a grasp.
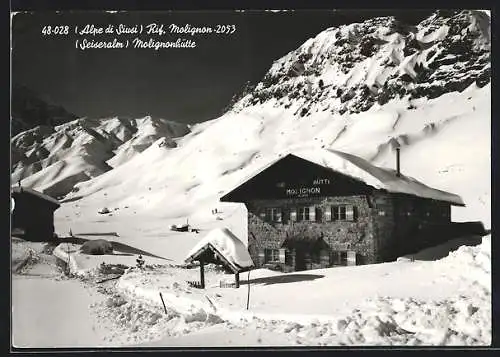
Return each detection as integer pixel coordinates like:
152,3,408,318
246,270,251,310
200,259,205,289
396,146,401,177
235,272,240,288
66,243,71,275
159,292,168,315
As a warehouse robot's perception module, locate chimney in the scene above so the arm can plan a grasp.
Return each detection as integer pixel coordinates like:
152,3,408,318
396,147,401,177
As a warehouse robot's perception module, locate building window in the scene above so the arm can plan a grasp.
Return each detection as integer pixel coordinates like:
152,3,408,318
298,207,310,221
265,248,280,263
290,206,317,222
333,205,347,220
330,205,356,221
264,208,282,222
330,251,348,265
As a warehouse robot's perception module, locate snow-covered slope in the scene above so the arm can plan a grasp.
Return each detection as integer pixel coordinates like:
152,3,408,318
105,116,189,168
11,116,190,197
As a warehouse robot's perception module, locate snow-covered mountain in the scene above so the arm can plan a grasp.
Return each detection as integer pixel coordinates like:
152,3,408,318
234,10,490,116
13,10,490,233
11,116,190,198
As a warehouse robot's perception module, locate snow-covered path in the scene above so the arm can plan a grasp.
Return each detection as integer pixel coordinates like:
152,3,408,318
139,324,296,347
11,241,115,348
12,275,112,348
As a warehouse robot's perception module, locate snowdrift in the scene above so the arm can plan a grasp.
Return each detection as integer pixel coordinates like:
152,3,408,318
106,233,490,346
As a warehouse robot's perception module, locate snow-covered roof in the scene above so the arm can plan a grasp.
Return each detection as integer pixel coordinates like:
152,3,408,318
185,228,254,272
222,147,465,206
11,186,61,207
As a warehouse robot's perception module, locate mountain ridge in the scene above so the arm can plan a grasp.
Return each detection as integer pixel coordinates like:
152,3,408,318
230,10,489,117
11,116,190,198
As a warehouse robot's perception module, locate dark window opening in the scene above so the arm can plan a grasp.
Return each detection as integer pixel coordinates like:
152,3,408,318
330,251,348,266
332,205,356,221
265,248,280,263
333,205,347,220
315,207,322,221
298,207,310,221
265,208,282,222
291,206,318,222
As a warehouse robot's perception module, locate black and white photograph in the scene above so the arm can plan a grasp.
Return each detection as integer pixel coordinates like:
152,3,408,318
10,8,491,348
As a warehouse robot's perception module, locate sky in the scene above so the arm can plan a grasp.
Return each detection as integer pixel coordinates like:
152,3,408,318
11,10,433,124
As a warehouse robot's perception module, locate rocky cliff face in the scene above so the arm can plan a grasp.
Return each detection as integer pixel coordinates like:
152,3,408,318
233,10,490,117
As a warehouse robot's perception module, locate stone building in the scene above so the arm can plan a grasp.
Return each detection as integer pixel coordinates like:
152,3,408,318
220,148,465,272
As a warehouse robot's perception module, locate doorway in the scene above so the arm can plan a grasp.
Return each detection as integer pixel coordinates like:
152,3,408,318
295,249,306,271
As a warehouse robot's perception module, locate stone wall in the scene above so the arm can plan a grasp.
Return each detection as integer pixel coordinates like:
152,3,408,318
370,192,396,262
246,192,454,269
369,192,453,261
247,195,378,268
391,194,453,257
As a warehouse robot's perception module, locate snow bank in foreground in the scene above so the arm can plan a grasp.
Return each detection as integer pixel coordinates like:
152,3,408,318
437,234,491,290
103,235,490,346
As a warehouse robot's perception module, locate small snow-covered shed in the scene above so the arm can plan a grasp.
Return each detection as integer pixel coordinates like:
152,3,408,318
185,228,254,288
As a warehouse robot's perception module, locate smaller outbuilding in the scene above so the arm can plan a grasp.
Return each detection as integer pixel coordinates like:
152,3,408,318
185,228,254,289
11,185,60,241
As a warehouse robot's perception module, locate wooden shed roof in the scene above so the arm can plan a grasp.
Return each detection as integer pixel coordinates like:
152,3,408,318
11,186,60,208
185,228,254,273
